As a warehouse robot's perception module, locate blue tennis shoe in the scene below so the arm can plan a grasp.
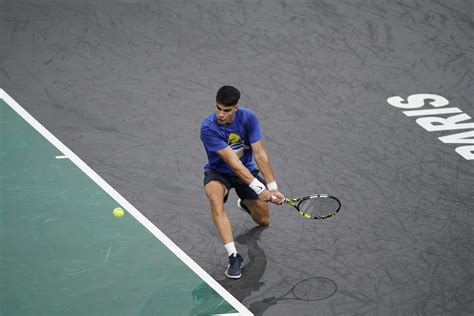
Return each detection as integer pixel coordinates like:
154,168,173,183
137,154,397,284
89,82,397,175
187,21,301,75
225,253,243,279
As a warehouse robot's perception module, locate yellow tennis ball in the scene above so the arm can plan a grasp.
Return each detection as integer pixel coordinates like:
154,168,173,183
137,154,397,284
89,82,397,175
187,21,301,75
113,207,124,218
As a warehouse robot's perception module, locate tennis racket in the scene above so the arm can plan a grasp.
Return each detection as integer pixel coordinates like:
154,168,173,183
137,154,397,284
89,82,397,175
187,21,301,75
279,194,341,219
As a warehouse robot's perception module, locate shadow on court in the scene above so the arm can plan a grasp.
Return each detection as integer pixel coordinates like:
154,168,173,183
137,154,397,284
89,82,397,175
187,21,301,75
218,226,338,316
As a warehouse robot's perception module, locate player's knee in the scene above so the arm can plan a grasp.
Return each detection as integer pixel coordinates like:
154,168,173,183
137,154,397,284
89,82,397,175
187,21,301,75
204,192,224,212
205,191,220,202
255,216,270,226
205,187,222,202
204,182,226,201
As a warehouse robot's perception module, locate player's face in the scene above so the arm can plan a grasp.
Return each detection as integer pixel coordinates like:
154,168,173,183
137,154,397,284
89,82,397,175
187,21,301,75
215,103,238,125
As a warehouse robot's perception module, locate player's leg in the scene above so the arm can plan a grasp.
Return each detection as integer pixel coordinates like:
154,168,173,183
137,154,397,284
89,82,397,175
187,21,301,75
204,180,232,244
241,199,270,226
234,170,270,226
203,170,243,279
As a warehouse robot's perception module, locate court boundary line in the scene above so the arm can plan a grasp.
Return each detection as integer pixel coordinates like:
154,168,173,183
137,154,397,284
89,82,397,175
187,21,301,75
0,89,253,316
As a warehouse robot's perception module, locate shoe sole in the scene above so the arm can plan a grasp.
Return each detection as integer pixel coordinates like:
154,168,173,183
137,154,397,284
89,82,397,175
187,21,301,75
225,271,241,279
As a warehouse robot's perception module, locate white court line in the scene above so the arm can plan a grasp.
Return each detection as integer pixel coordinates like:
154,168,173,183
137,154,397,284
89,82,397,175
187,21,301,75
55,155,69,159
0,89,253,316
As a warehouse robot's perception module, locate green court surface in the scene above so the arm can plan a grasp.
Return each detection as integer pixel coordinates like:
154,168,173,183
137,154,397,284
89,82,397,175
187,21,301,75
0,91,250,315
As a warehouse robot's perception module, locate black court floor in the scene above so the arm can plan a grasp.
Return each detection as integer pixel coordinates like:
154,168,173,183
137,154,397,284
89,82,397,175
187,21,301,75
1,1,473,315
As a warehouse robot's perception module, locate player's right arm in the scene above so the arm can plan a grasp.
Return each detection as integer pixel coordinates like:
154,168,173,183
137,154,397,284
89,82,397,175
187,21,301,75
216,146,273,202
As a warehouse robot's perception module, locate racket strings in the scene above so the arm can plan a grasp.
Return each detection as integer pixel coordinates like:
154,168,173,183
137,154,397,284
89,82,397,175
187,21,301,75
299,198,339,218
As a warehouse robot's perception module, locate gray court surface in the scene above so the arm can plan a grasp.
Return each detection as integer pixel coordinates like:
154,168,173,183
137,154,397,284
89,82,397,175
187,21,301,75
1,1,473,315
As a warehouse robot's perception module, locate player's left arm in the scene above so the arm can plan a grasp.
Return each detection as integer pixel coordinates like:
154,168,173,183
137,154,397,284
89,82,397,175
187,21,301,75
250,140,285,204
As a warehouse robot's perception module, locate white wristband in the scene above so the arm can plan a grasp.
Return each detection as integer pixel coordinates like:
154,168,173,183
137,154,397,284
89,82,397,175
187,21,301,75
249,178,265,195
267,181,278,191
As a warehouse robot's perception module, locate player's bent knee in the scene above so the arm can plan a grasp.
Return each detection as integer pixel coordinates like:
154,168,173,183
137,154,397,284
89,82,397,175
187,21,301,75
255,216,270,226
204,182,226,199
205,191,222,203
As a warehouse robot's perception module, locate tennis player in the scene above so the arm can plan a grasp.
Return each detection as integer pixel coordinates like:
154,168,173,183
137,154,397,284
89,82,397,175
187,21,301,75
200,86,285,279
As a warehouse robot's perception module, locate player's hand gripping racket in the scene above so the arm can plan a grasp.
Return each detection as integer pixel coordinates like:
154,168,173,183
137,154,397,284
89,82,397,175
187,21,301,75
276,194,341,219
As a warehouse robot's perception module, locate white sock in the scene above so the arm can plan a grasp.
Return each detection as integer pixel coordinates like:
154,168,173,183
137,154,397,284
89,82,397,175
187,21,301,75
224,242,237,257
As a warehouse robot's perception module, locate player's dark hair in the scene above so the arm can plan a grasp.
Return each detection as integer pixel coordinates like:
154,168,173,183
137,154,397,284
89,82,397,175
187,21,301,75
216,86,240,106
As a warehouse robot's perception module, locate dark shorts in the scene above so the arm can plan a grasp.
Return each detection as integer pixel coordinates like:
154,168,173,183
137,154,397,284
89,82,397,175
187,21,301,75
203,169,266,203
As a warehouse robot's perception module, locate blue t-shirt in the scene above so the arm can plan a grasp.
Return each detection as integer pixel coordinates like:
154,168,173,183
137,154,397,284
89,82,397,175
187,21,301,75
200,107,261,175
